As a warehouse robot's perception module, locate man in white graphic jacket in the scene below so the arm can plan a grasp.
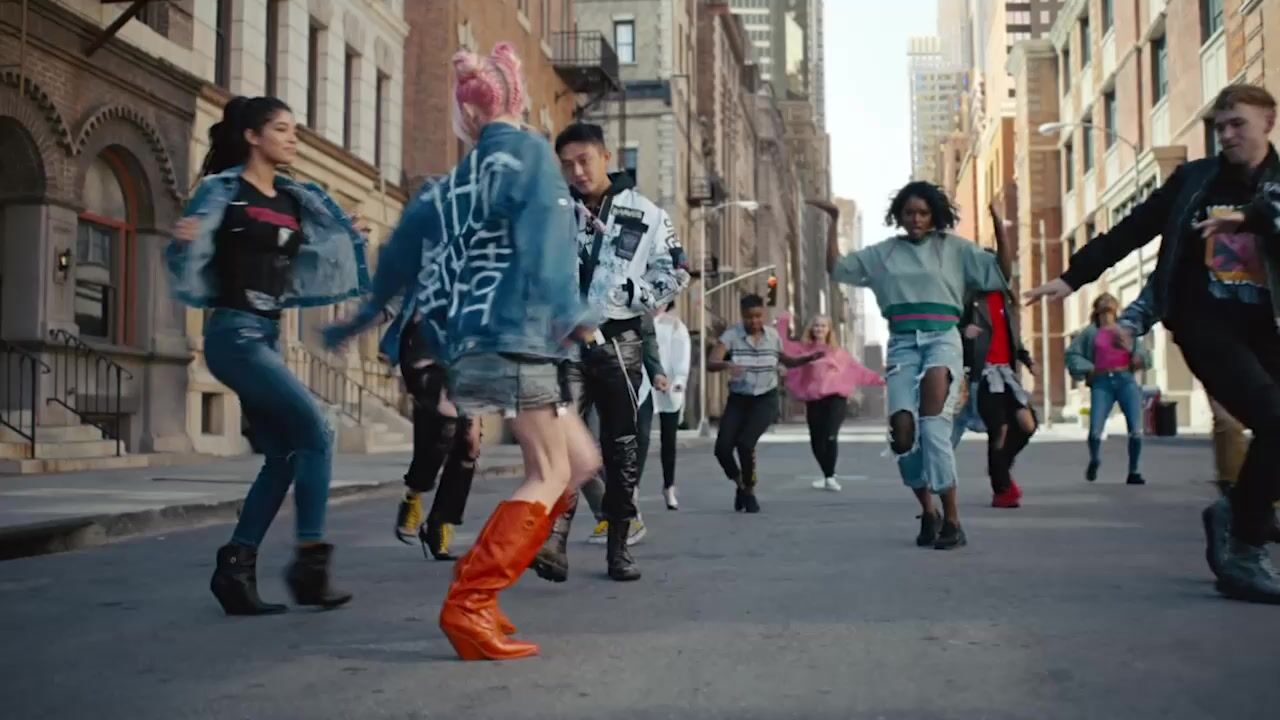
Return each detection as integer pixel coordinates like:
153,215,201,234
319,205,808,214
531,122,690,583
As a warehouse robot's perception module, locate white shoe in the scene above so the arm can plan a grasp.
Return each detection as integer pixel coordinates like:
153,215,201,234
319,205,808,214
627,516,647,546
822,476,842,492
663,487,678,510
811,478,827,490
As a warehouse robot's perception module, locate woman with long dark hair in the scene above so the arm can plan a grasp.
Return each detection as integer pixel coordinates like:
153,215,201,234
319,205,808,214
167,96,371,614
1065,293,1150,485
820,182,1008,550
323,43,601,661
776,312,883,491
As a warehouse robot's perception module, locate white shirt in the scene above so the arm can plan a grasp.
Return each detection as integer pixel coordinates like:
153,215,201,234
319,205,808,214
653,312,691,414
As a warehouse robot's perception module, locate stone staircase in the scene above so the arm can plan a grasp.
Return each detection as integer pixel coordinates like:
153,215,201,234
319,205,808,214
285,344,413,455
0,413,147,474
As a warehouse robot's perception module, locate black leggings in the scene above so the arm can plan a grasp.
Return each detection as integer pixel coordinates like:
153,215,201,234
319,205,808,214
975,377,1036,493
805,395,847,477
400,331,476,525
714,391,778,489
659,411,680,489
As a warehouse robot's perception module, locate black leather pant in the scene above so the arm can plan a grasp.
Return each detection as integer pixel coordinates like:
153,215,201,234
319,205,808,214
400,334,476,526
564,330,644,522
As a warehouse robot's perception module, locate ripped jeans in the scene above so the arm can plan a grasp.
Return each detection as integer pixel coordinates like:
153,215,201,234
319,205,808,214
204,309,336,546
885,328,963,494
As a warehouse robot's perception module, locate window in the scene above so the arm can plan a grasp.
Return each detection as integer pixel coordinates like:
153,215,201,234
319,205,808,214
214,0,232,88
1083,128,1094,173
614,20,635,64
621,147,638,183
1079,15,1091,66
307,25,321,127
540,0,551,37
76,153,135,344
265,0,280,97
517,0,528,15
1063,139,1074,191
1104,91,1117,149
343,49,356,150
1062,46,1072,90
1151,36,1168,102
375,72,388,168
1201,0,1224,42
139,2,168,36
1102,0,1114,32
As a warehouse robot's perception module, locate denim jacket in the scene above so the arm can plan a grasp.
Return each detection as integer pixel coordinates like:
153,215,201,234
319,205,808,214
1117,276,1160,339
330,123,593,364
165,167,371,309
1064,324,1153,381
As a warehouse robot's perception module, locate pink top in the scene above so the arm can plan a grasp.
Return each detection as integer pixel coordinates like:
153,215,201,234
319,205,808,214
1093,326,1133,372
776,314,885,401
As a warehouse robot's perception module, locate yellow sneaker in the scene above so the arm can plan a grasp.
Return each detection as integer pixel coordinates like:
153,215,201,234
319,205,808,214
587,519,608,545
420,521,456,561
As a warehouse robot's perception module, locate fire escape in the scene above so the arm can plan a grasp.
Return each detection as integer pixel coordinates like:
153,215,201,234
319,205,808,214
550,30,626,151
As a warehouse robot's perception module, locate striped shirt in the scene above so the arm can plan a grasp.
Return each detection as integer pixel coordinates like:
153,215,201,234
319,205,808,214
720,324,783,396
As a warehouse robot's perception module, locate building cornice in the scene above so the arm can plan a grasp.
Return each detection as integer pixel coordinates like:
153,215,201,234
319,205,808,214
1049,0,1088,51
1006,38,1056,76
362,0,411,40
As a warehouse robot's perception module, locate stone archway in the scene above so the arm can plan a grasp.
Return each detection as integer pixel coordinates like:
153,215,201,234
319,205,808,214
0,117,47,341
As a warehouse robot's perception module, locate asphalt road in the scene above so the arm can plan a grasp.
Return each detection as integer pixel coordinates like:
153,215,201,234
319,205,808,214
2,433,1278,720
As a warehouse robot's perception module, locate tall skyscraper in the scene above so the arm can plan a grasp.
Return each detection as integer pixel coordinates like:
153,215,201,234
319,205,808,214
908,36,959,183
729,0,775,85
730,0,823,126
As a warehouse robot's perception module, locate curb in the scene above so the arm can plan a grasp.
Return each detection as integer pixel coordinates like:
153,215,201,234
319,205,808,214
0,461,525,563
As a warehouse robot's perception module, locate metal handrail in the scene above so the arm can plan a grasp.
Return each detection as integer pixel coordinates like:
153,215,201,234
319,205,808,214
0,340,51,459
286,344,374,425
46,329,133,456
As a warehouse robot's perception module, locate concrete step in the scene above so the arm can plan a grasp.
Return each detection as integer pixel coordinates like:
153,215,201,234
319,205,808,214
0,424,104,445
0,453,149,475
0,439,122,461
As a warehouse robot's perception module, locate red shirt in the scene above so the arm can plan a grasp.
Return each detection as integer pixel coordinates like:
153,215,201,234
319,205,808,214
984,291,1013,365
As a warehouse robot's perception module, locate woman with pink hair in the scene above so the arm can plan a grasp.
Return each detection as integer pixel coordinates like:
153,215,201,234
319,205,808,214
325,43,600,661
776,313,885,491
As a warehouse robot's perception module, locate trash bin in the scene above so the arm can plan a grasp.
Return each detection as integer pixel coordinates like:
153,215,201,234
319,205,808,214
1141,386,1162,435
1154,401,1178,437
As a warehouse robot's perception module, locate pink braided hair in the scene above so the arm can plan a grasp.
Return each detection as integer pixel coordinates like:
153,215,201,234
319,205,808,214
451,42,528,144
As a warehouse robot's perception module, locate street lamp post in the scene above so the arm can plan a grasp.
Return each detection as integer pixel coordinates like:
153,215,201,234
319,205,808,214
694,199,760,436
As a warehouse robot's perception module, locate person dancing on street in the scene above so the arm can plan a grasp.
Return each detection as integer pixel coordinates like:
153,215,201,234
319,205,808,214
819,183,1008,550
775,312,883,492
707,294,825,513
389,312,481,560
168,96,367,615
1064,293,1150,485
654,301,691,509
1026,83,1280,604
324,43,601,659
530,122,689,584
956,203,1039,508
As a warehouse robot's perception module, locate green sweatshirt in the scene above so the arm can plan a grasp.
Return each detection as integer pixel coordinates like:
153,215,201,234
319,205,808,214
831,231,1008,333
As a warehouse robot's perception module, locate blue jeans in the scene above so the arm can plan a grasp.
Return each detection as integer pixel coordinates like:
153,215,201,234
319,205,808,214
1087,370,1143,475
204,309,335,546
886,329,963,494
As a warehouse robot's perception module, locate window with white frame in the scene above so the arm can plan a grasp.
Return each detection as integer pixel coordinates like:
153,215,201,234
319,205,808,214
614,20,635,64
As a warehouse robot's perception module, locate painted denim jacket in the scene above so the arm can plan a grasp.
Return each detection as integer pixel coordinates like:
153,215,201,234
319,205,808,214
335,123,593,364
165,167,371,309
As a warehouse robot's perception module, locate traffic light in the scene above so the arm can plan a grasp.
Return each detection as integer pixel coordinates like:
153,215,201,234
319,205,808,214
766,275,778,306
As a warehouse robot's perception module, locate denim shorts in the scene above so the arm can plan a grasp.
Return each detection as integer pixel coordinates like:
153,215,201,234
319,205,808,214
448,352,567,416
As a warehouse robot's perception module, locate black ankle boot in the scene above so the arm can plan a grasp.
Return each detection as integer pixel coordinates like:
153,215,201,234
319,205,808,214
210,543,287,616
531,510,572,582
285,543,353,609
606,520,641,582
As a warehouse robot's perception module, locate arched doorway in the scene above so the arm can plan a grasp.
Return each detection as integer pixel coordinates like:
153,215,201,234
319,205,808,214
75,149,140,345
0,117,47,339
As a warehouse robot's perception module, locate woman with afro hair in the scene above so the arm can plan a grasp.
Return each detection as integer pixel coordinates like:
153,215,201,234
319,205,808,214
815,182,1009,551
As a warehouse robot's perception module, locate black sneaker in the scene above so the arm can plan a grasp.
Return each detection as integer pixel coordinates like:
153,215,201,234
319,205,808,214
1126,473,1146,485
734,488,745,512
1085,461,1099,482
742,492,761,514
916,510,942,547
934,521,967,550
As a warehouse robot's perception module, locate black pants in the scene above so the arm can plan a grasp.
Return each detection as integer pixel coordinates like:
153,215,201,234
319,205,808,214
1172,301,1280,546
400,335,475,526
975,375,1036,494
659,410,680,489
805,395,847,477
635,394,654,482
715,390,778,489
563,328,644,522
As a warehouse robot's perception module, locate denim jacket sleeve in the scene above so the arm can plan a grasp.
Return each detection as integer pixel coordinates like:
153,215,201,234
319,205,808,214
1064,327,1095,380
1118,276,1159,339
164,175,220,304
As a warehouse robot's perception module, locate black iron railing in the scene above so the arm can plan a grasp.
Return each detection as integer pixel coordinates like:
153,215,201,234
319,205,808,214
550,31,621,92
360,358,409,418
46,329,131,456
286,344,372,424
0,340,51,458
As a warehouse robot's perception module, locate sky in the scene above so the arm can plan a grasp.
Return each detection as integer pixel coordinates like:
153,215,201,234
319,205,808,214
824,0,938,346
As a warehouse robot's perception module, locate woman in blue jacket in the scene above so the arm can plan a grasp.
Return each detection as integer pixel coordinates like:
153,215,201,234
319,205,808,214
324,43,601,661
168,96,370,616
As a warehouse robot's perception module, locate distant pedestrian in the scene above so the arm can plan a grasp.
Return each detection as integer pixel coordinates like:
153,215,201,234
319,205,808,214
707,294,824,513
821,181,1008,551
654,301,692,509
775,312,883,492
